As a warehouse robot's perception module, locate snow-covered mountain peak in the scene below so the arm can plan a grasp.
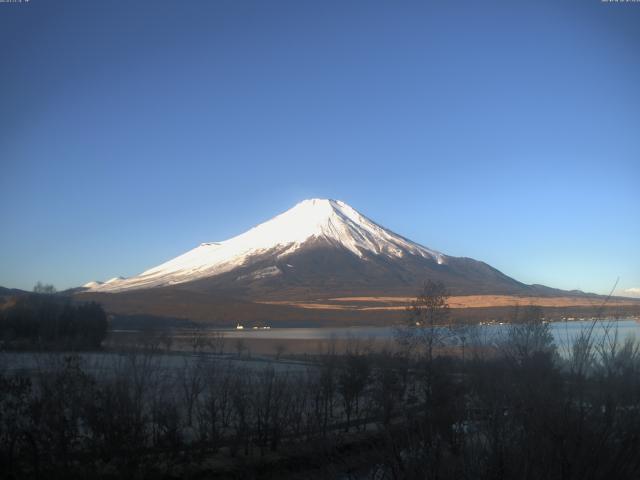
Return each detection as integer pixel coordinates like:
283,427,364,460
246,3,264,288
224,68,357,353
84,199,445,292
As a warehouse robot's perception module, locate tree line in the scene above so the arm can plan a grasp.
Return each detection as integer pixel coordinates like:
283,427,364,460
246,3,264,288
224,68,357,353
0,284,108,350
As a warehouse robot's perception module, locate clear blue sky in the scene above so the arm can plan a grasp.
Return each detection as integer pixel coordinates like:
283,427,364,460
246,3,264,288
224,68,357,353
1,0,638,296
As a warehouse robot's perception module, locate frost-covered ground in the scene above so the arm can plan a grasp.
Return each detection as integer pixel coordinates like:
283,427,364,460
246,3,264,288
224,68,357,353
0,351,311,377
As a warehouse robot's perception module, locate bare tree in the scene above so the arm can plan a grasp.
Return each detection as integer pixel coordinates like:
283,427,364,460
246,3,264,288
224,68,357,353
190,330,208,354
210,331,226,355
337,352,371,431
33,282,56,294
159,331,173,352
230,372,251,456
235,338,246,358
180,358,205,427
274,343,287,360
318,345,338,436
372,351,407,426
502,305,555,365
397,280,451,362
196,362,233,453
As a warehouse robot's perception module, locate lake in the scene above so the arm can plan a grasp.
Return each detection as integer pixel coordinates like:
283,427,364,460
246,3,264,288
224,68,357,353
193,318,640,343
104,317,640,356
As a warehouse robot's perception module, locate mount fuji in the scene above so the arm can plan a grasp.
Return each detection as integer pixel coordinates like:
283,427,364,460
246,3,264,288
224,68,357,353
77,199,590,324
83,199,528,297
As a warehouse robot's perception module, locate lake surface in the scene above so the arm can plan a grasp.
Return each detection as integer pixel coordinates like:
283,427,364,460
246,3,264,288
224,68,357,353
4,319,639,374
202,318,639,340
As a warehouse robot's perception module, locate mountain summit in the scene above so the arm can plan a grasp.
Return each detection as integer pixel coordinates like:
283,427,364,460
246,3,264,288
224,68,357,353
86,199,448,293
83,198,541,300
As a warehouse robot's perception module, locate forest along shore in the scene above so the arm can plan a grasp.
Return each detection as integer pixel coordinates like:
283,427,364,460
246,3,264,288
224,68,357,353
2,311,640,479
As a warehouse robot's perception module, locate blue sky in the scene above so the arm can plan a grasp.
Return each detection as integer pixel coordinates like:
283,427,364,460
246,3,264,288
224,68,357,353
1,0,638,295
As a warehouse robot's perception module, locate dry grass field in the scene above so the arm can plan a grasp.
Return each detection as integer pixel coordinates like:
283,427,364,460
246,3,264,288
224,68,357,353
258,294,640,311
76,288,640,327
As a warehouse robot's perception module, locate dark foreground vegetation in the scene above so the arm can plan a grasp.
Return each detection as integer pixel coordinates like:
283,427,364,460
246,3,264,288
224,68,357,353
1,282,639,479
0,284,108,350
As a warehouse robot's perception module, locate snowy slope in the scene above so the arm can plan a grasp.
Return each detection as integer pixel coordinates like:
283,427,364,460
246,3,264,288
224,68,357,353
85,199,446,293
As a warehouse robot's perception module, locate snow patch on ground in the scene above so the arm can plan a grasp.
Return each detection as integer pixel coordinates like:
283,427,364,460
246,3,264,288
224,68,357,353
236,266,282,282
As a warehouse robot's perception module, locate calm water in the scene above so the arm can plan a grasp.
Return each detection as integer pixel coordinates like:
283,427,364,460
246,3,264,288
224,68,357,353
5,319,639,373
201,318,640,344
